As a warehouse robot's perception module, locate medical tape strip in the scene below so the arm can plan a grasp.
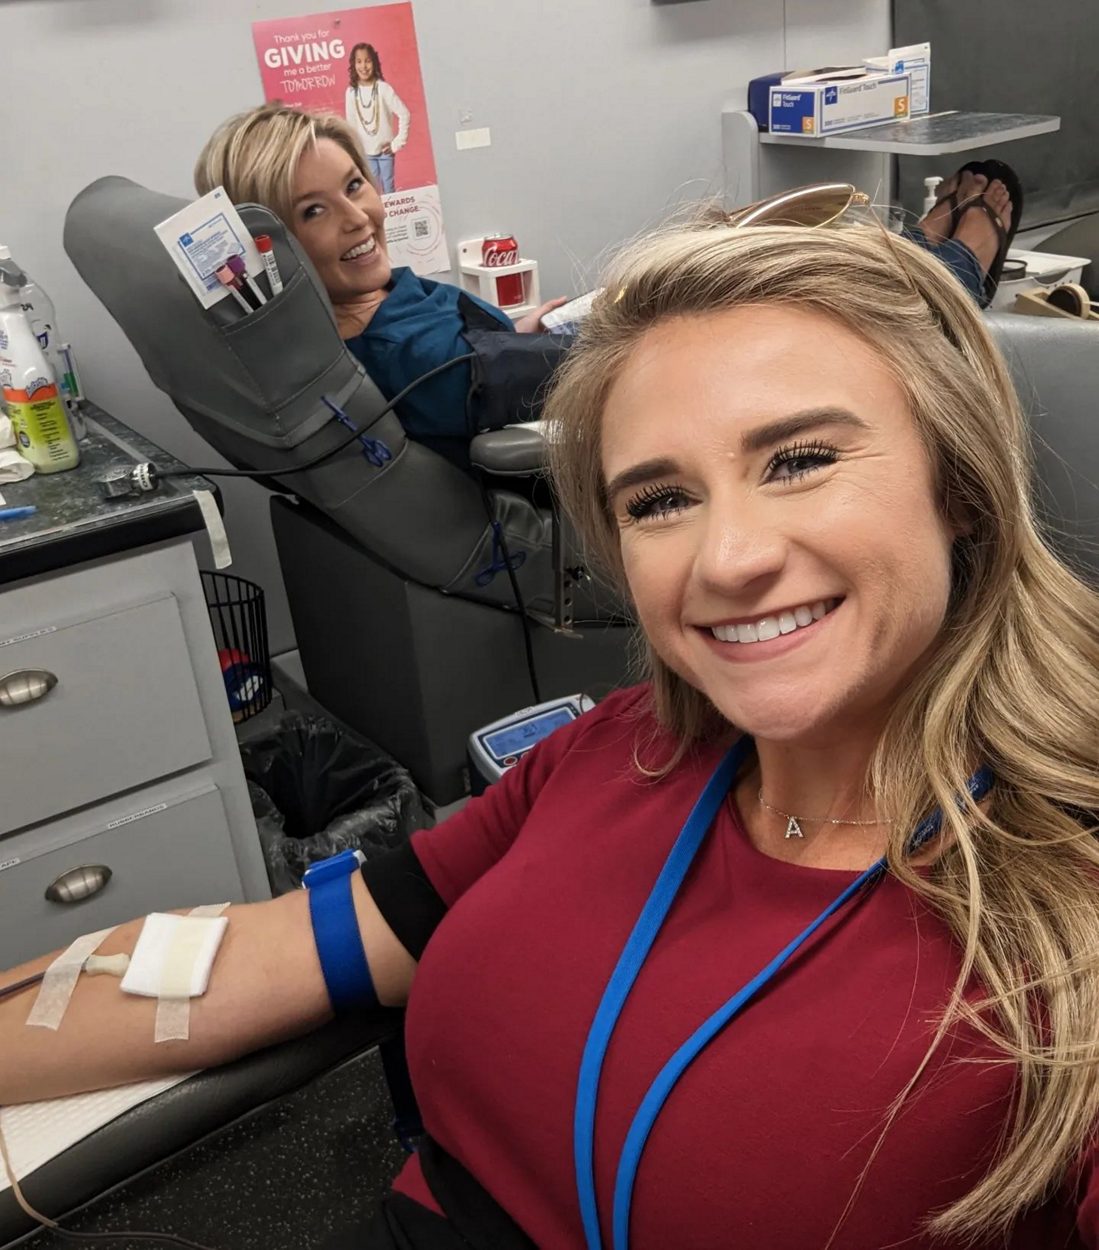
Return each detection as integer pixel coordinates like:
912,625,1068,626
154,903,230,1044
25,926,117,1030
193,489,232,570
189,903,231,919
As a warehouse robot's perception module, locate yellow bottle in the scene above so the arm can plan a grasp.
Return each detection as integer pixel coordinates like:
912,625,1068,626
0,277,79,474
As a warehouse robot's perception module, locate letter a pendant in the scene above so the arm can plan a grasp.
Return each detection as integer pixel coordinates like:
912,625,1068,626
784,816,804,839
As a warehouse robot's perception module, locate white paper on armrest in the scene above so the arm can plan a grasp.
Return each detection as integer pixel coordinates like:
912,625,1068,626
0,1074,194,1191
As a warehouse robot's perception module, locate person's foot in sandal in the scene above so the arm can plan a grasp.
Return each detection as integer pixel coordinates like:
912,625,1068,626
917,168,987,243
953,177,1013,284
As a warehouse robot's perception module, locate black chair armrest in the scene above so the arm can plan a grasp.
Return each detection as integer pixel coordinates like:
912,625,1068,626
469,427,548,476
0,1011,402,1247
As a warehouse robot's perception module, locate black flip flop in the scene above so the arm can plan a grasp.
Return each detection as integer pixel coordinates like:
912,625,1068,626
980,158,1025,234
956,158,1024,302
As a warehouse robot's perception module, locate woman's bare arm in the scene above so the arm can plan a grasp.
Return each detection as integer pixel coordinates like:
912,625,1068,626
0,874,415,1105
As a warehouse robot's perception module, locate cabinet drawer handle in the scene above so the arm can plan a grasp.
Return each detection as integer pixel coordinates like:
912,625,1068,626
45,865,112,904
0,669,58,708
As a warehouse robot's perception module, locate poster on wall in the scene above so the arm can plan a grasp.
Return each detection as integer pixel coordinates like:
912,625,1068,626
252,4,448,275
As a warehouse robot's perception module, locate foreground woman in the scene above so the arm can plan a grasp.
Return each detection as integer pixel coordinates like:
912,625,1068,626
4,201,1099,1249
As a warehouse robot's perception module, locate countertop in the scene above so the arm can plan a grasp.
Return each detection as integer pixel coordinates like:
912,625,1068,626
0,405,216,587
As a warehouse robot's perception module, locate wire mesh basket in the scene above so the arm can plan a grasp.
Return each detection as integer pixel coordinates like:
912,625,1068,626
201,570,272,724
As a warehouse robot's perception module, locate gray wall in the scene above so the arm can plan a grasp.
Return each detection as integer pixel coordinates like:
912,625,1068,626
4,0,888,656
893,0,1099,227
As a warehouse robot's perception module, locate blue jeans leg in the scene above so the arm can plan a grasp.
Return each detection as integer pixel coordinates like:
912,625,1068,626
367,155,396,194
903,225,989,308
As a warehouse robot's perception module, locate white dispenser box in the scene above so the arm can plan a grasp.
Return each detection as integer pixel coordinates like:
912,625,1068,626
769,72,911,137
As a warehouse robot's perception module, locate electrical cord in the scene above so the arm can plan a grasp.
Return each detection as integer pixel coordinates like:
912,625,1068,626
152,345,543,702
474,478,541,706
501,530,541,706
154,354,475,484
0,1112,224,1250
0,976,223,1248
98,342,549,743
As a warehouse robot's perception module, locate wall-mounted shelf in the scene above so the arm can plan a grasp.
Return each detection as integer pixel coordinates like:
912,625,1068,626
723,107,1062,211
759,110,1060,155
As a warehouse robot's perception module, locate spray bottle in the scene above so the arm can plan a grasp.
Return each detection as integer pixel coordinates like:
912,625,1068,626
0,268,80,473
0,247,85,440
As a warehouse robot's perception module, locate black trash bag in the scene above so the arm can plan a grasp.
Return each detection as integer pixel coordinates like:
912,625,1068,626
241,713,433,895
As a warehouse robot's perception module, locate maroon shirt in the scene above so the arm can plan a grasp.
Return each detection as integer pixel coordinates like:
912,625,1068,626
390,685,1094,1248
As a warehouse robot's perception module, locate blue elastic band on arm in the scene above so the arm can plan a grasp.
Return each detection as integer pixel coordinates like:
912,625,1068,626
307,871,378,1013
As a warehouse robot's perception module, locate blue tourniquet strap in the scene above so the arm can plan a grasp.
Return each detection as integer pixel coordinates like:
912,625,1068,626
575,749,994,1250
307,868,378,1013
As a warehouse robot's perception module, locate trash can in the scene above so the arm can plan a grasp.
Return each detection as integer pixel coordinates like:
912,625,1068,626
240,712,433,895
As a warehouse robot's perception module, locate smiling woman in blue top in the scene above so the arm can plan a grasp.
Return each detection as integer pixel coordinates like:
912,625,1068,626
194,104,566,467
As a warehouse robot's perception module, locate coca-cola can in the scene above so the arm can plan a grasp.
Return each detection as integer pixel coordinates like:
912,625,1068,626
482,234,525,307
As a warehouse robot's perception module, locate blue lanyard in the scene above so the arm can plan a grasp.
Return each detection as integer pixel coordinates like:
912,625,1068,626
573,741,993,1250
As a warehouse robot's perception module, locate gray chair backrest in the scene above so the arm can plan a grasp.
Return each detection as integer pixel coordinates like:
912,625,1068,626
987,312,1099,580
63,176,557,613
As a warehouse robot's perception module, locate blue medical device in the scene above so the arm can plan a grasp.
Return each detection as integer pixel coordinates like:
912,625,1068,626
468,694,595,793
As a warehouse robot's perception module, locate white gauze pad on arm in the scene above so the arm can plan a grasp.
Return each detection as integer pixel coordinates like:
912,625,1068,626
120,913,228,999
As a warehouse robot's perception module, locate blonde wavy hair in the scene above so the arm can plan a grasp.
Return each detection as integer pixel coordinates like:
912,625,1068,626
194,102,375,226
544,218,1099,1242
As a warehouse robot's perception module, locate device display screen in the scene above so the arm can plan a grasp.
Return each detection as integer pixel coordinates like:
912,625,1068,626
484,707,575,760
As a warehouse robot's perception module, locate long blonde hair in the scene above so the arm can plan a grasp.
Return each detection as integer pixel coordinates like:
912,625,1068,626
194,103,374,226
544,219,1099,1241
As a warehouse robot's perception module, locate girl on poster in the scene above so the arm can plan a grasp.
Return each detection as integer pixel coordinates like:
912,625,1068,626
345,42,410,194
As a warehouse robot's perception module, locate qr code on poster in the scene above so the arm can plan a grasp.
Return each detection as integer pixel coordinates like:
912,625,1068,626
413,218,430,239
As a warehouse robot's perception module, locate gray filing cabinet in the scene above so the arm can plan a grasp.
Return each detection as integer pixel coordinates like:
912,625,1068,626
0,536,270,967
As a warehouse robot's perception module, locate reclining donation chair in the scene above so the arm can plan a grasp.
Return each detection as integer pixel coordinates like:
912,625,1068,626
63,179,632,803
984,311,1099,580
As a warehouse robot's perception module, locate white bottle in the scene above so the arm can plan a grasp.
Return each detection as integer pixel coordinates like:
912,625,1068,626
922,176,943,217
0,246,85,439
0,272,80,473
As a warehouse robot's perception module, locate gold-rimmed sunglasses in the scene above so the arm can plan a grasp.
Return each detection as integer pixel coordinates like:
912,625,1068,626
724,182,873,229
610,183,883,306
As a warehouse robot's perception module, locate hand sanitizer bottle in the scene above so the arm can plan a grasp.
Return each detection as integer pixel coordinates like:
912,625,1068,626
922,176,944,217
0,246,86,440
0,270,80,473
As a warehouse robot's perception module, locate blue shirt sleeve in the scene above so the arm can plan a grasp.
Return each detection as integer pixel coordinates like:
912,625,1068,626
343,268,514,443
348,322,474,441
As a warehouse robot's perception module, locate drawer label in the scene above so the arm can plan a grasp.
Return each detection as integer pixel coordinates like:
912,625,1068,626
0,626,58,649
107,803,169,830
0,857,21,873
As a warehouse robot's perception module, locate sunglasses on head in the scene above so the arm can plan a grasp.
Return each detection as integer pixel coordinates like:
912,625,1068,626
609,183,880,307
725,182,872,229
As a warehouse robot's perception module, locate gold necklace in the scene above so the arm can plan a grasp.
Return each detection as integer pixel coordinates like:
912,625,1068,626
354,82,381,135
756,789,894,840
